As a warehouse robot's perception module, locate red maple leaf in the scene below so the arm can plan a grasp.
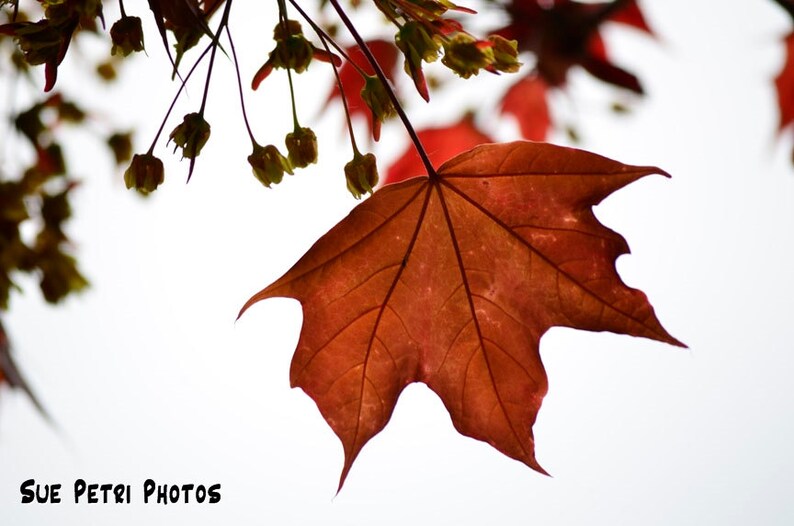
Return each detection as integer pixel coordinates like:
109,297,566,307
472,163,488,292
241,141,682,489
776,32,794,131
326,40,400,141
383,116,493,185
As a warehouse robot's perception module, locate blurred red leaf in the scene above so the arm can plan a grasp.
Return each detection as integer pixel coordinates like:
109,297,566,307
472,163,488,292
241,141,682,489
500,75,551,141
495,0,647,92
383,116,493,185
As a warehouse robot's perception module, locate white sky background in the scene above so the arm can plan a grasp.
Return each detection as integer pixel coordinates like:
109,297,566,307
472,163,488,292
2,0,794,524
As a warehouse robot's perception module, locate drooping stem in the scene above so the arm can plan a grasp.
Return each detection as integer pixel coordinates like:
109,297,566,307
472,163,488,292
275,0,301,131
225,23,256,143
147,43,214,154
327,0,438,180
316,25,360,155
198,0,233,116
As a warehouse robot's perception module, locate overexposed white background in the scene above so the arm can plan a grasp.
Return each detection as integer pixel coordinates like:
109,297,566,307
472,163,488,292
2,1,794,524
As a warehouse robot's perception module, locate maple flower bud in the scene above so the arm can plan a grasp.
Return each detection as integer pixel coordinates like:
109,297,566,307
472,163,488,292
169,112,211,159
124,153,164,194
248,144,294,188
361,75,396,141
345,152,379,199
285,127,318,168
110,16,144,56
488,35,521,73
441,33,493,78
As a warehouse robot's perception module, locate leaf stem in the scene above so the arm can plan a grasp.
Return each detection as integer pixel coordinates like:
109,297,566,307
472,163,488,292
328,0,438,180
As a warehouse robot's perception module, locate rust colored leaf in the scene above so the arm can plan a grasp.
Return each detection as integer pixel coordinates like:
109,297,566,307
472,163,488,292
241,141,682,489
383,116,493,185
500,75,551,141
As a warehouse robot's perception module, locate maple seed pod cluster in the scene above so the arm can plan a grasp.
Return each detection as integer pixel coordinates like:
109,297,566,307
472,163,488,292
110,16,145,57
248,144,294,188
124,153,164,194
285,127,318,168
345,152,379,199
169,113,211,160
